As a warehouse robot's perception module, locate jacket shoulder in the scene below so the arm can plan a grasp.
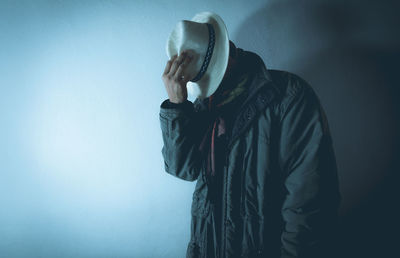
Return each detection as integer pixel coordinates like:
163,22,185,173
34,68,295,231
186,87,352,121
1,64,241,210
268,69,313,99
267,70,323,121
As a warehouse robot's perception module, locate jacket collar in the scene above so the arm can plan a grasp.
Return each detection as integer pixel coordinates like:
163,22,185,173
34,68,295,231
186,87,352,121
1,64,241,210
193,48,282,150
194,48,282,112
239,48,282,103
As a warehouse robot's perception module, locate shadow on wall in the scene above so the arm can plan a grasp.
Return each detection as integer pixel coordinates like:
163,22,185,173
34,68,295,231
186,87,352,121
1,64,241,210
233,0,400,257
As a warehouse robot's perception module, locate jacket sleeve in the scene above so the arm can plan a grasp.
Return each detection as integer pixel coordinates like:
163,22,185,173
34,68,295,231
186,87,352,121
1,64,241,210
159,99,208,181
278,80,341,258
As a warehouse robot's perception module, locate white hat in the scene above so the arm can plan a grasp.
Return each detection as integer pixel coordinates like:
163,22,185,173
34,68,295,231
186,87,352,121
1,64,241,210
166,11,230,99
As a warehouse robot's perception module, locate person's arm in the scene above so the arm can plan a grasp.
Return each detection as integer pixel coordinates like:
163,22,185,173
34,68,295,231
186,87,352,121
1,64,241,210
159,99,208,181
278,78,341,258
159,50,208,181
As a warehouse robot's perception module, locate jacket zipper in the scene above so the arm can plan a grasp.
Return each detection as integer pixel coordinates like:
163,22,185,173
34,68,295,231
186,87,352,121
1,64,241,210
221,153,229,258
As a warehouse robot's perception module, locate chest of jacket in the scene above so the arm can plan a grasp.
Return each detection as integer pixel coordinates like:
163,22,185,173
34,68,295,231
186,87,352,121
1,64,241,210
189,96,285,258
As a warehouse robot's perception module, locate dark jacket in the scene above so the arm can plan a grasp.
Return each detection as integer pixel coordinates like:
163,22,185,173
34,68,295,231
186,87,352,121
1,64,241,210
159,48,341,258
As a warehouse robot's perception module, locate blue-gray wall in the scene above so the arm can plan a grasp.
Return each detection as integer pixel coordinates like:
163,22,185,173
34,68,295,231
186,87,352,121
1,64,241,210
1,0,399,257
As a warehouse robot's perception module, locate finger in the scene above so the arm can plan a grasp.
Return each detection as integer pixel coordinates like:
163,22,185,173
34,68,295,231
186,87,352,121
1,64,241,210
178,55,192,70
163,60,173,75
163,54,177,75
172,52,192,77
175,65,191,83
177,51,188,64
175,65,185,81
169,52,188,76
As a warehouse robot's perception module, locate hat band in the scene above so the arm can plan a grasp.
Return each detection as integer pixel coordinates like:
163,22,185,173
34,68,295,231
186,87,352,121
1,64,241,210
190,23,215,82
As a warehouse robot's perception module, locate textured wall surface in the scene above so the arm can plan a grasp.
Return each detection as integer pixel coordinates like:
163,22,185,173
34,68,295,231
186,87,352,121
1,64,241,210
1,0,398,257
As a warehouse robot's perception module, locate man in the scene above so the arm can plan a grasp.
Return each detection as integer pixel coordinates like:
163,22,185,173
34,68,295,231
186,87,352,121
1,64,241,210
159,12,341,258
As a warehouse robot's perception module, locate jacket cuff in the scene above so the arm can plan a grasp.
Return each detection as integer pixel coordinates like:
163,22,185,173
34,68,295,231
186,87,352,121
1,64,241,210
160,99,195,118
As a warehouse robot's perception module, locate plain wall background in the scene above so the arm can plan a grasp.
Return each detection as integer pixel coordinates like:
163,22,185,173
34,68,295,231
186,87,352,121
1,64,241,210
1,0,398,257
